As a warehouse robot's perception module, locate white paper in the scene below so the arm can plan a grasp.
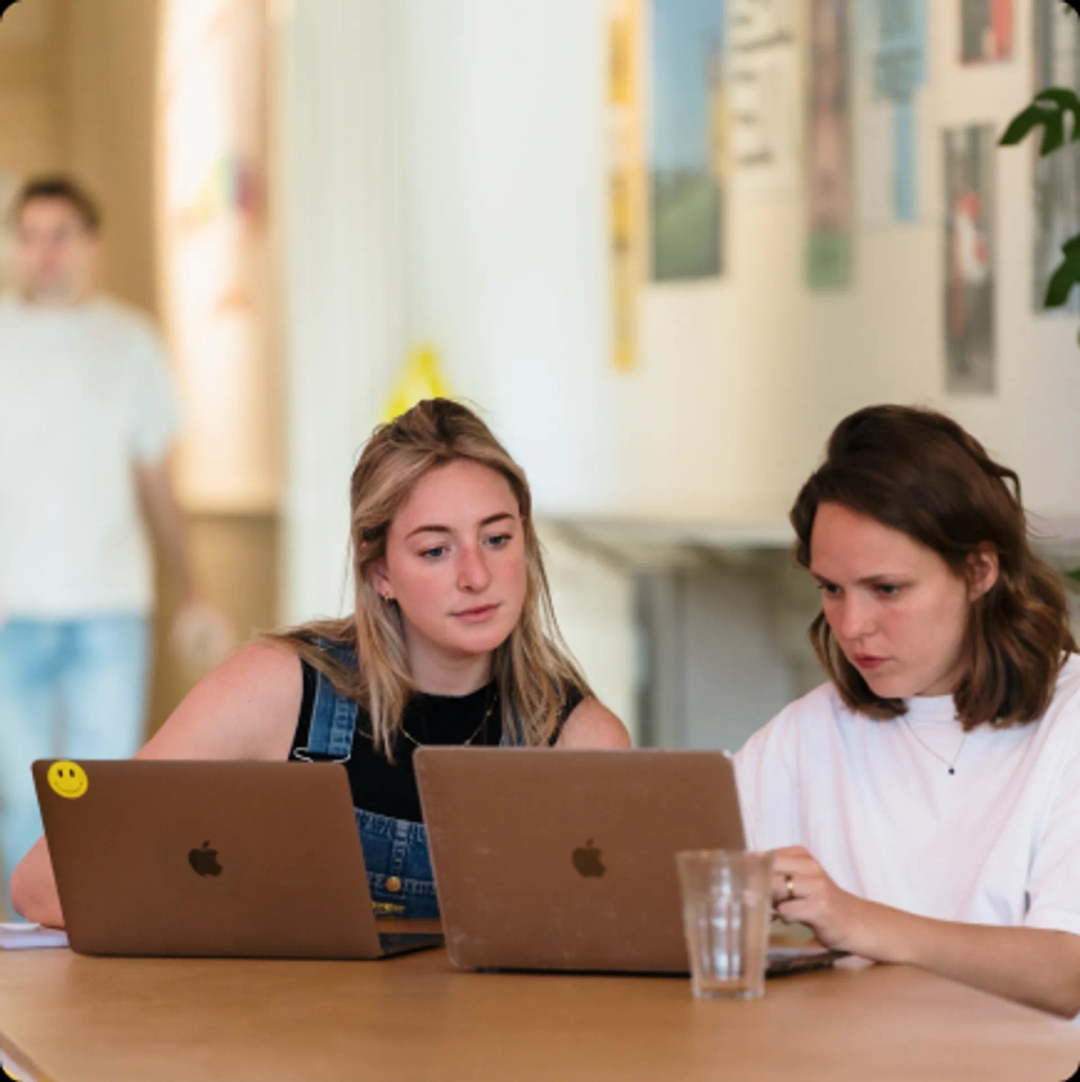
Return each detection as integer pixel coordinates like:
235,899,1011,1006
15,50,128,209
0,922,69,950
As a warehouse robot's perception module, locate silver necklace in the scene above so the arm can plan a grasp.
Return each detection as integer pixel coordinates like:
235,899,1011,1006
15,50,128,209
901,718,968,776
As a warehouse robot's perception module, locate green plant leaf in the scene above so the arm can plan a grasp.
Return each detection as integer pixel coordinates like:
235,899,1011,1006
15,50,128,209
1041,110,1066,155
1045,248,1080,308
1034,87,1080,136
1000,88,1080,156
1065,567,1080,585
999,103,1056,147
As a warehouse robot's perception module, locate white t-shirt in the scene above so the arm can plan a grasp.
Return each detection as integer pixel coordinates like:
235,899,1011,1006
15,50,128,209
0,294,179,618
735,654,1080,937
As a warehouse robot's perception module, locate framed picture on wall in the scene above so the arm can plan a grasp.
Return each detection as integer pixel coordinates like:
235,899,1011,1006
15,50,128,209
806,0,853,289
649,0,727,282
728,0,800,193
943,125,995,394
857,0,928,224
960,0,1014,64
1033,0,1080,314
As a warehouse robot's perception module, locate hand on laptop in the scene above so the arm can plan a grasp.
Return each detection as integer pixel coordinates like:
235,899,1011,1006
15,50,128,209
770,846,888,961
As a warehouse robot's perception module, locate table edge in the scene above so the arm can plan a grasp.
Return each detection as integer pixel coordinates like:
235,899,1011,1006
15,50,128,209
0,1027,54,1082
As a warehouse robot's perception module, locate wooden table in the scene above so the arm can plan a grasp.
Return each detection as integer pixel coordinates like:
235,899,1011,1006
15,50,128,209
1,944,1078,1082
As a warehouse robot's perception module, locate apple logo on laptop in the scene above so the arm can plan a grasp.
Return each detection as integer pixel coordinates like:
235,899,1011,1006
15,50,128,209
572,839,605,878
188,841,223,877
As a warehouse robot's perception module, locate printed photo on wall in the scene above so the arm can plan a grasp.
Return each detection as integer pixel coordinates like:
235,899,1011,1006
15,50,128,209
858,0,928,224
1033,0,1080,314
960,0,1013,64
650,0,726,281
806,0,852,289
943,125,995,393
728,0,800,192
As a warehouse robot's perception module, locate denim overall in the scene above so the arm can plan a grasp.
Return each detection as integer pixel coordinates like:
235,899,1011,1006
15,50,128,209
291,647,522,919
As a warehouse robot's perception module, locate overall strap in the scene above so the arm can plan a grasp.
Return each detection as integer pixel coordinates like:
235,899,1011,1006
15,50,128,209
293,642,361,761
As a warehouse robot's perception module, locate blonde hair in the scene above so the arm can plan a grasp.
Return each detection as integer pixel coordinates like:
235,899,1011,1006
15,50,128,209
269,399,591,756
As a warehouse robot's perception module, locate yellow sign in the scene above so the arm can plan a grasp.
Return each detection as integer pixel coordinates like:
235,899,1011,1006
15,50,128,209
47,761,89,800
381,345,453,423
607,0,645,372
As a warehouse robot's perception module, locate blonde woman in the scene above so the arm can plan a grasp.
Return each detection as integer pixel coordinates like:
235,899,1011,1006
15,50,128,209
12,399,629,926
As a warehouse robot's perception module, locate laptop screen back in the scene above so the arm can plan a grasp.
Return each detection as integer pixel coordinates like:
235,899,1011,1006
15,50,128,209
33,760,382,959
415,748,744,972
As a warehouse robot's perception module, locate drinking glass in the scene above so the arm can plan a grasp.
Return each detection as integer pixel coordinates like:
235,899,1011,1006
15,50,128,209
675,849,774,1000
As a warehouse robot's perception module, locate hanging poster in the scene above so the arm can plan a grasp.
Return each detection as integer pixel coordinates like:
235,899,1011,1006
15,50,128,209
944,125,995,393
607,0,645,370
806,0,853,289
960,0,1014,64
729,0,800,192
1033,0,1080,314
650,0,727,281
858,0,927,224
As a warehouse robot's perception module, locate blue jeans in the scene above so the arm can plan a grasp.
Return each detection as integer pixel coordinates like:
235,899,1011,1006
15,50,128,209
0,616,150,914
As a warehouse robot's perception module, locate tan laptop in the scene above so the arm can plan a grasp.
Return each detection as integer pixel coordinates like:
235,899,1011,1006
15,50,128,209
32,760,442,959
415,748,838,975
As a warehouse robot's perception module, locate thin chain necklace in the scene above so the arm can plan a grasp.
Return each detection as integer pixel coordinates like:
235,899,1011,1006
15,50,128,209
901,717,968,775
399,687,498,749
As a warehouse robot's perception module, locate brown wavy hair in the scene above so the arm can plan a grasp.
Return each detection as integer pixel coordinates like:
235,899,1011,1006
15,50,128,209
11,176,102,233
268,398,591,756
791,405,1075,728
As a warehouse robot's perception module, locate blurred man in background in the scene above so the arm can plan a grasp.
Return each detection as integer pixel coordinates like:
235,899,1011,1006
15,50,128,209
0,177,227,914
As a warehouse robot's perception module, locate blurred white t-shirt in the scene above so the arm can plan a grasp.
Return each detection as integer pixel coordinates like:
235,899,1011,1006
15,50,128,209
735,654,1080,937
0,294,179,618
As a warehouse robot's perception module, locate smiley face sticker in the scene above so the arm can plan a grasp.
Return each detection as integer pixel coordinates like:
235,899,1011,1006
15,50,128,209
47,761,88,800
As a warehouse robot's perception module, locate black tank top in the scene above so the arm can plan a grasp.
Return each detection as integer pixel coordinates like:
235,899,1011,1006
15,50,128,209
291,662,583,823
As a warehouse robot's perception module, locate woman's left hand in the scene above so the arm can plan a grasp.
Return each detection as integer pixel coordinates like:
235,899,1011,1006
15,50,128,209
771,846,894,960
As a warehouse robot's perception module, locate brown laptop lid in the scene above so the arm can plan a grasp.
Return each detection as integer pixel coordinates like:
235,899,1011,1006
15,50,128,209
33,760,383,959
415,748,744,973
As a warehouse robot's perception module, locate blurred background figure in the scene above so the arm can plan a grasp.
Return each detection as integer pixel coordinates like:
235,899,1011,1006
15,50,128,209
0,177,230,913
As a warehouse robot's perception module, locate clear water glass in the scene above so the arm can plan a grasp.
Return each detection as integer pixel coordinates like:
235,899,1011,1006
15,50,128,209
675,849,774,1000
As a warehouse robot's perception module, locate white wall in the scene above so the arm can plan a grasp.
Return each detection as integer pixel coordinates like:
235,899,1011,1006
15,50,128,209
278,0,407,621
400,0,621,515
